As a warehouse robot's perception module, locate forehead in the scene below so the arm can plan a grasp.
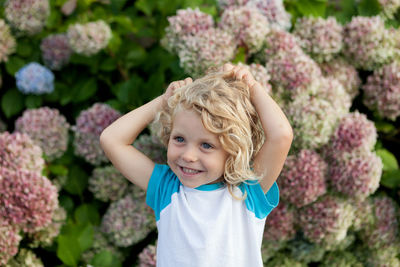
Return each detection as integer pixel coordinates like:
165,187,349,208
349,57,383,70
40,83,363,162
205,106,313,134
171,108,219,141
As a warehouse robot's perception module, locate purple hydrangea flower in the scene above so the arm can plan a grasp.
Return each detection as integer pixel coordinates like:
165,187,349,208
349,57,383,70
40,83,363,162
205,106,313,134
100,194,155,247
324,111,377,158
218,6,270,53
359,196,399,249
138,243,157,267
40,34,72,70
67,20,112,56
299,194,355,250
177,28,237,77
0,219,21,266
343,16,396,70
278,149,327,207
249,0,292,30
319,58,361,100
264,201,296,242
15,62,54,95
329,151,382,200
134,134,167,164
4,0,50,35
72,103,121,165
0,167,58,233
293,16,343,63
15,107,70,161
89,166,129,202
362,62,400,121
161,8,214,54
0,19,16,62
0,131,44,175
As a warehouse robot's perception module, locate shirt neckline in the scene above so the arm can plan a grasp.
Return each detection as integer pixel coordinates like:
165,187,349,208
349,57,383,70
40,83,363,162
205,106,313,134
194,182,226,191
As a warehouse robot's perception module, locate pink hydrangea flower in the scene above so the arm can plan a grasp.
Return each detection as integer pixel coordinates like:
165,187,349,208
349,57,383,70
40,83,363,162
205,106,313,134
299,194,355,250
217,0,249,9
138,243,157,267
263,201,296,242
317,77,351,116
293,16,343,63
237,62,272,94
15,107,70,161
218,5,270,53
328,151,382,200
0,219,21,265
0,167,58,233
362,62,400,121
134,134,167,164
262,29,303,59
278,149,327,207
0,131,44,175
72,103,120,165
249,0,292,30
40,34,72,70
89,166,129,202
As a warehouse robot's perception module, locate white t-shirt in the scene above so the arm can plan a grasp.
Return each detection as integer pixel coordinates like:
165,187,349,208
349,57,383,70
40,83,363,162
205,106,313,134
146,164,279,267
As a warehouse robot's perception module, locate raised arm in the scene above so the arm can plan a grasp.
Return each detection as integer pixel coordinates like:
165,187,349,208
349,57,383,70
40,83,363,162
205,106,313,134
225,64,293,193
99,78,192,191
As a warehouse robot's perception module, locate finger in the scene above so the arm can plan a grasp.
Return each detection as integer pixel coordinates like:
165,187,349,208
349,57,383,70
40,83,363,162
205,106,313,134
223,63,235,72
184,77,193,85
234,67,248,80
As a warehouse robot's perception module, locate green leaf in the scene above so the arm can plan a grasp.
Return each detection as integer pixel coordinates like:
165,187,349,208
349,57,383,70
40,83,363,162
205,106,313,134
135,0,156,16
73,78,98,103
56,82,73,106
374,121,396,134
25,95,43,109
357,0,381,16
74,204,100,225
100,57,117,71
57,235,81,267
59,195,75,215
90,250,122,267
232,47,246,64
5,56,25,75
380,169,400,188
108,31,122,54
376,149,399,171
16,40,33,58
124,46,147,68
296,0,327,17
110,0,129,11
48,164,69,176
114,76,141,104
76,224,94,252
1,89,24,118
63,165,88,196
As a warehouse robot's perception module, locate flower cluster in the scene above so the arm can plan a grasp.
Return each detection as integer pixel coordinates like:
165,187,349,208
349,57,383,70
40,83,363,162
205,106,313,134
343,16,395,70
72,103,121,165
264,252,304,267
320,251,363,267
325,111,377,158
319,58,361,100
293,16,343,63
249,0,292,30
0,19,16,62
299,195,355,250
279,149,327,207
5,248,43,267
67,20,112,56
263,29,302,58
40,34,72,70
101,194,154,247
355,243,400,267
161,8,214,54
15,62,54,95
0,131,44,175
27,206,67,248
0,167,58,233
263,201,296,242
134,134,167,164
217,0,249,9
15,107,70,161
138,243,157,267
177,28,236,77
328,151,382,200
219,6,270,53
287,238,326,264
81,228,125,264
89,166,129,202
0,219,21,266
359,196,399,249
362,62,400,121
378,0,400,18
317,77,351,116
4,0,50,35
286,94,339,150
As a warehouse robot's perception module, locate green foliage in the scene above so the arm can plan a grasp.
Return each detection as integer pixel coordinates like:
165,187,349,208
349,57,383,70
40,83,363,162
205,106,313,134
90,250,122,267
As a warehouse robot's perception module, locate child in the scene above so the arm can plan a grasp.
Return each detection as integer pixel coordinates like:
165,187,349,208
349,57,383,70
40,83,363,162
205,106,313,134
100,63,293,267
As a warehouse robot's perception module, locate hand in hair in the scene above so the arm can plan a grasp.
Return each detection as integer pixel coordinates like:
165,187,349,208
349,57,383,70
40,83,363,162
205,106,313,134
222,63,263,98
163,77,193,102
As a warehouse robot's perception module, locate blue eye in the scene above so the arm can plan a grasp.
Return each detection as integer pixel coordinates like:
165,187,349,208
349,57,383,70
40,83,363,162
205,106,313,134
174,136,184,143
201,143,212,149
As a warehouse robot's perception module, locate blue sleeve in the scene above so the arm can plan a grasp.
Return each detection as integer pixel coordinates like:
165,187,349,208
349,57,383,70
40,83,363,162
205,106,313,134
240,181,279,219
146,164,181,221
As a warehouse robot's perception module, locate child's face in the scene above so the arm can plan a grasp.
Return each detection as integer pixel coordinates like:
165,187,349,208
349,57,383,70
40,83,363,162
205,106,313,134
167,108,228,188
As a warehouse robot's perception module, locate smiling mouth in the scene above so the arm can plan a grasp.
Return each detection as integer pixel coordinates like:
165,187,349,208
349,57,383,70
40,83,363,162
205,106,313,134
179,166,203,175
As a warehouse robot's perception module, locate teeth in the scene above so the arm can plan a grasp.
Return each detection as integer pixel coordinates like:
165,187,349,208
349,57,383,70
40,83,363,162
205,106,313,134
182,167,200,174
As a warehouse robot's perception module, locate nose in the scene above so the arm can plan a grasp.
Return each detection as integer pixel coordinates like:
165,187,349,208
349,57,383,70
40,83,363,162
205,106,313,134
181,146,197,162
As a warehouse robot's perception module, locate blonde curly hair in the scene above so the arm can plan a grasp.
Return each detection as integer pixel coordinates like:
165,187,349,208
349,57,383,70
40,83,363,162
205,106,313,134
152,70,265,200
